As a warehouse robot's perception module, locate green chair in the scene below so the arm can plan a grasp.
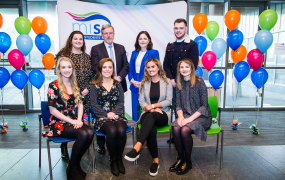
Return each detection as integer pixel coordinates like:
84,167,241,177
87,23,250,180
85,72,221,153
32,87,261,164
207,96,224,169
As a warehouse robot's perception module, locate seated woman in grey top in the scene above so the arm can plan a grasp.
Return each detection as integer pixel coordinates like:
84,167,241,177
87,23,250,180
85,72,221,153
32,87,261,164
169,58,212,175
124,58,172,177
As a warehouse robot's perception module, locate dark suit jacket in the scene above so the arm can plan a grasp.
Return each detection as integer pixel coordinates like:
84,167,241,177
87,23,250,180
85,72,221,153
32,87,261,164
91,42,129,92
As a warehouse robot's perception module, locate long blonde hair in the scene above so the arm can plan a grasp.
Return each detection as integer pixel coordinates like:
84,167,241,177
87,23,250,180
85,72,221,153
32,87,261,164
176,58,200,90
139,58,168,94
56,57,81,107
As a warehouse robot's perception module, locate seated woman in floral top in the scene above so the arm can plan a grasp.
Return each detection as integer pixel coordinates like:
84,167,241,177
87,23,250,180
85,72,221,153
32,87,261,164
47,57,93,180
90,58,127,177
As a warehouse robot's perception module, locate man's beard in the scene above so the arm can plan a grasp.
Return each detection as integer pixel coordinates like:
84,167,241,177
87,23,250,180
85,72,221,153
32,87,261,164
175,32,186,39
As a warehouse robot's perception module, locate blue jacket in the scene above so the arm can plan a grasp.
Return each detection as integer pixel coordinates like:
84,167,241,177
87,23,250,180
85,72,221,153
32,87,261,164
128,49,159,93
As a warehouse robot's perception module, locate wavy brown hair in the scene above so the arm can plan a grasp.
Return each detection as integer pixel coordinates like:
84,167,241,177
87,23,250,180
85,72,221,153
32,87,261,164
55,31,86,59
134,31,153,51
91,58,117,86
139,58,168,94
56,57,81,107
176,58,200,90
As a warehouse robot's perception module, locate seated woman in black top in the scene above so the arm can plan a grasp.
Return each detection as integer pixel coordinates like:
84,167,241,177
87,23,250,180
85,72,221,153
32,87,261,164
47,57,94,180
124,58,172,177
90,58,127,177
169,59,212,175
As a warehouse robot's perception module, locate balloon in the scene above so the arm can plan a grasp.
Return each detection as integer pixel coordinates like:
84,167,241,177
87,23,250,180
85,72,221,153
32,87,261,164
0,14,3,29
227,30,243,51
11,70,28,90
195,66,203,77
212,38,227,60
233,61,250,82
8,49,25,70
35,33,51,54
0,67,10,88
32,16,48,35
247,49,264,71
193,13,208,35
16,34,33,56
251,67,268,89
205,21,219,41
198,57,200,66
254,30,273,53
209,70,224,90
14,16,31,35
224,10,241,31
202,51,217,71
42,53,55,70
194,36,207,56
259,9,278,31
0,32,12,53
231,45,247,64
29,69,45,89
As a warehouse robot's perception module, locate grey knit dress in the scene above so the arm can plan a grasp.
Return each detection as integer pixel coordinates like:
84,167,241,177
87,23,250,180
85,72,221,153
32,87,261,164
172,79,212,141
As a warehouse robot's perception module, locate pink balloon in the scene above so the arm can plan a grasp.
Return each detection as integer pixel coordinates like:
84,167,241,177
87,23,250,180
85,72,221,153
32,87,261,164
202,51,217,71
8,49,25,70
247,49,264,71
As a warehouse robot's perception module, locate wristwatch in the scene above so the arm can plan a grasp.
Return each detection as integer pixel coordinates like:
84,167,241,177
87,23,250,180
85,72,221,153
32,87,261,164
152,104,155,109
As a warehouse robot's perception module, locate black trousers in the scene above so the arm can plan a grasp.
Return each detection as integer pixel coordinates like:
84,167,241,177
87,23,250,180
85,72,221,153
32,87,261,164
138,111,168,158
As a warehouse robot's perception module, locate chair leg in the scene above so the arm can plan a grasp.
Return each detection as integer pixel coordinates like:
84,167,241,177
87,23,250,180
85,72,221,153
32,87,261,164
169,127,172,150
134,126,138,165
39,115,42,168
46,139,53,180
94,136,97,170
216,133,220,154
220,130,224,169
92,138,95,173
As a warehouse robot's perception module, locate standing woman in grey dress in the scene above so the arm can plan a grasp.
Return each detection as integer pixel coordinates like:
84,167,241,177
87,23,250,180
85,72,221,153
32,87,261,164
169,59,212,175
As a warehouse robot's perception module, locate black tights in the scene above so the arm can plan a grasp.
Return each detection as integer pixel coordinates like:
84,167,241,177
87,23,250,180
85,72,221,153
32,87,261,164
173,126,194,162
99,120,126,158
60,124,94,162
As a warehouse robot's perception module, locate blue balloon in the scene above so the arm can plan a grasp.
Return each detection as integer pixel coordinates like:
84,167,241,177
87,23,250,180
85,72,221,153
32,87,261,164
233,61,250,83
209,70,224,90
0,67,10,88
16,34,33,56
0,32,12,54
212,38,227,59
227,30,244,51
195,66,203,77
29,69,45,89
35,33,51,54
11,70,28,90
194,36,207,56
251,67,268,89
254,30,273,53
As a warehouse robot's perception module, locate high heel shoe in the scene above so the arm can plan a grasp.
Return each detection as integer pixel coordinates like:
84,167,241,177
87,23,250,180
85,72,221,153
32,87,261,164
110,156,119,176
66,161,84,180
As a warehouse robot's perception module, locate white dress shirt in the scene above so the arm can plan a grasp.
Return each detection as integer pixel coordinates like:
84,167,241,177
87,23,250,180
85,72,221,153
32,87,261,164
104,41,117,76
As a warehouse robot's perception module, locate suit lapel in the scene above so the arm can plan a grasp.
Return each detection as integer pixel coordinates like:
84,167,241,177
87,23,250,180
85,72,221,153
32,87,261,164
114,43,120,73
157,77,164,103
145,82,151,105
101,42,109,58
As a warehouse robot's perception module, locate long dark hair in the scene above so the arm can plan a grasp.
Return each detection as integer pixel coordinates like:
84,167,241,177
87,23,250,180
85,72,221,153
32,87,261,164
91,58,117,86
134,31,153,51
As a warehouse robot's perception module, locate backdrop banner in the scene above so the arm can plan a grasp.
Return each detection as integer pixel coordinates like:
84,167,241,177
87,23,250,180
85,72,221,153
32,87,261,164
58,0,187,119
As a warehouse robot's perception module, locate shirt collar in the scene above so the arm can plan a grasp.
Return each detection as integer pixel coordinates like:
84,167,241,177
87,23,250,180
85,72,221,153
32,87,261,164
104,41,114,48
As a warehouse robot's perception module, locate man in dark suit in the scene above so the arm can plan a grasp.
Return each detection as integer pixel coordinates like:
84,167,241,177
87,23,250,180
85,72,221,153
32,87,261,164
91,24,129,154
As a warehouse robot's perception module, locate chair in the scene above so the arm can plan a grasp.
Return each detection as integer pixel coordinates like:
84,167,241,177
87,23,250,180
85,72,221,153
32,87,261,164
89,108,134,172
39,101,76,180
207,96,224,169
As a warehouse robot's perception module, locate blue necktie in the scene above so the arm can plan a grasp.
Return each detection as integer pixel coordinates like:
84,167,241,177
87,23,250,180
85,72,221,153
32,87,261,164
108,45,116,76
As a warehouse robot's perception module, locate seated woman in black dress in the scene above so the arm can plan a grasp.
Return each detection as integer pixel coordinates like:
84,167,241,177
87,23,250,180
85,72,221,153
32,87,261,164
169,59,212,175
124,58,172,177
90,58,127,177
47,57,94,180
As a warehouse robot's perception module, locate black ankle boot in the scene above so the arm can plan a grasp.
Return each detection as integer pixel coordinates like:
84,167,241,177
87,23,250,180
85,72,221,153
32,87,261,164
66,161,84,180
117,156,125,174
61,143,69,160
77,160,87,177
176,160,192,175
169,159,184,172
110,156,119,176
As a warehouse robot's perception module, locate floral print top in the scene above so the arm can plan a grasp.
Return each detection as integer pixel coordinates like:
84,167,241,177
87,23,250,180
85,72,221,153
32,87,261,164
46,80,81,137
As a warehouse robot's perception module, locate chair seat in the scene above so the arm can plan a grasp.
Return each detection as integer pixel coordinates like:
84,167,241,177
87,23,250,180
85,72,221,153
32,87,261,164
93,125,132,137
138,123,172,133
48,136,76,143
207,123,221,135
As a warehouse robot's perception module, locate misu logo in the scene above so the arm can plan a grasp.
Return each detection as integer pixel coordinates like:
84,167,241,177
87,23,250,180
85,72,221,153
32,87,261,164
66,12,111,40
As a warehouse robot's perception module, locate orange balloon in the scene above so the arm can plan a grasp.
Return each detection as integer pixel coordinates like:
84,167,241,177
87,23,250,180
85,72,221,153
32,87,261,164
225,10,240,31
32,16,48,34
0,14,3,28
231,45,247,64
198,57,200,67
193,13,208,35
42,53,55,70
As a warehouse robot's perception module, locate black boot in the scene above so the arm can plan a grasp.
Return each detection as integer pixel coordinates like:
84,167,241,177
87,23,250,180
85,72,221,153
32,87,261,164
66,161,84,180
176,160,192,175
77,160,87,177
169,159,184,172
110,156,119,176
61,143,69,160
117,156,125,174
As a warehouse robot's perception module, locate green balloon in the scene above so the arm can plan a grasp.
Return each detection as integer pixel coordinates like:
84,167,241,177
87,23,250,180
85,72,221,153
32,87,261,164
259,9,278,31
14,16,31,35
205,21,219,41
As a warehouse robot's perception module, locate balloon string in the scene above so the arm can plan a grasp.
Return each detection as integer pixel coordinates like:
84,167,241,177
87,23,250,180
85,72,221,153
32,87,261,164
2,53,4,67
21,90,27,123
235,83,239,102
38,89,42,102
1,88,4,125
47,70,50,101
232,51,235,121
